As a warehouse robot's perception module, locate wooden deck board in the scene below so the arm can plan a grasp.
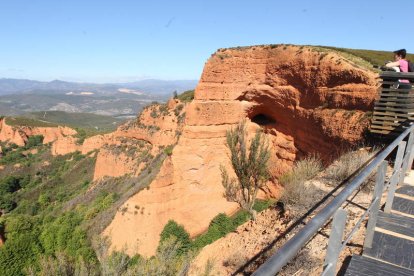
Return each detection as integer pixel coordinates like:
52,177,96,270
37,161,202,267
345,254,413,276
363,232,414,269
392,196,414,216
376,212,414,239
396,185,414,197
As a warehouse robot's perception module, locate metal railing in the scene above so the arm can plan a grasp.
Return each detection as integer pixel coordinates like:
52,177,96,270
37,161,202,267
253,124,414,276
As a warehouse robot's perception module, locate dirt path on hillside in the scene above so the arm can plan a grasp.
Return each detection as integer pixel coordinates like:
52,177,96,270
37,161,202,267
189,175,375,276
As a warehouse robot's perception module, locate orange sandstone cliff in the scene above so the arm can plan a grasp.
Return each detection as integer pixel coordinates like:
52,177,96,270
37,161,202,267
0,118,77,147
0,45,379,257
103,45,378,257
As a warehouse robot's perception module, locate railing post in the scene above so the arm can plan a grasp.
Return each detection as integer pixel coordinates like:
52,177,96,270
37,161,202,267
322,208,347,276
385,141,407,213
400,130,414,178
407,130,414,170
364,161,387,249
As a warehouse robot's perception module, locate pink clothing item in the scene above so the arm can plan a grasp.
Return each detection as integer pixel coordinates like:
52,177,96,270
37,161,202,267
399,59,409,72
399,60,410,83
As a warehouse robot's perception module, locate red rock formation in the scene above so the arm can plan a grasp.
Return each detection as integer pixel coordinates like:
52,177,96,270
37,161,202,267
0,46,379,257
104,45,379,257
0,118,77,147
92,100,186,180
51,136,81,155
0,119,27,146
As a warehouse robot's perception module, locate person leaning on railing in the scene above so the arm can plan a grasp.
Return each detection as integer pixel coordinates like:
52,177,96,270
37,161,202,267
385,49,411,89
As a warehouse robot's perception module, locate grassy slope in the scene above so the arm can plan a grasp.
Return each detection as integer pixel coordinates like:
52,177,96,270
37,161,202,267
5,111,125,136
227,44,414,71
0,136,167,274
21,111,123,130
321,46,414,67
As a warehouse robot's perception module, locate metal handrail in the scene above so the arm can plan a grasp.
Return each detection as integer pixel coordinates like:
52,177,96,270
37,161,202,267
253,124,414,276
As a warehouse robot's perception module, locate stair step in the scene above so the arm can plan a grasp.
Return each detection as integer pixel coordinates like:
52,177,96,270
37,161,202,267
376,211,414,239
392,196,414,217
396,185,414,197
363,231,414,270
345,254,413,276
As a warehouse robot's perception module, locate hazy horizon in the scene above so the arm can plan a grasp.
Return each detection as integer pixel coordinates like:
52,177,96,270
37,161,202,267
0,76,199,84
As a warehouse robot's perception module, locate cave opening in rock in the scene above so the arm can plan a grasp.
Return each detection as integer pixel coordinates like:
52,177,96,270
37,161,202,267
251,113,276,126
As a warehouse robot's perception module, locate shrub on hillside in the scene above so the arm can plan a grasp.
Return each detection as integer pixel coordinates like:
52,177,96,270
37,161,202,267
159,220,191,255
127,237,193,276
164,145,174,156
221,122,270,215
0,215,42,275
0,150,25,165
280,156,323,207
75,128,88,145
0,232,42,276
0,176,28,213
325,148,378,185
177,90,194,102
192,210,251,250
0,194,17,213
0,176,21,194
24,135,44,149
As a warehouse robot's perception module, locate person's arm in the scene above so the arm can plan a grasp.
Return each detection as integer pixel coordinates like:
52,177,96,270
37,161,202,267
385,61,400,67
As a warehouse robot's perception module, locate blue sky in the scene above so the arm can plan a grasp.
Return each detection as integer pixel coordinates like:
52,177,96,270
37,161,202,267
0,0,412,83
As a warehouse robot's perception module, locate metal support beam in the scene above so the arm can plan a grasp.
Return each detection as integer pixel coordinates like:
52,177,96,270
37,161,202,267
401,130,414,179
406,129,414,176
364,161,387,249
385,141,407,213
322,208,347,276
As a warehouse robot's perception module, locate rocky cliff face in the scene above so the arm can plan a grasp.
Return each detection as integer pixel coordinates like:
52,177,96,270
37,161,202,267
103,45,378,256
92,99,185,180
0,118,77,147
0,45,378,257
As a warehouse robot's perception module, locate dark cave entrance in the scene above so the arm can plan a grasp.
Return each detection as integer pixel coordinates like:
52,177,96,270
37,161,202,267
251,113,276,126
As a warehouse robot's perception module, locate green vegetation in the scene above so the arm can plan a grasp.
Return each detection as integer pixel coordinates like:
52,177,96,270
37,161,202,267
162,199,273,253
159,220,191,255
222,43,413,72
221,121,270,214
0,176,31,213
0,131,171,275
25,135,44,149
177,90,194,103
25,111,123,131
0,140,99,275
6,117,58,128
164,145,174,156
320,46,414,68
0,135,45,166
6,111,124,137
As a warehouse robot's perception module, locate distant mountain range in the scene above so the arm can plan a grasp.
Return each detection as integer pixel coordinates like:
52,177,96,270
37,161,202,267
0,78,198,117
0,78,198,95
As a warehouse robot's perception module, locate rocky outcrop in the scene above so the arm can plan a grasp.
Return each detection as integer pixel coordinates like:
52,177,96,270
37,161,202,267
51,136,82,155
0,119,27,146
92,100,185,180
104,45,378,257
0,45,379,257
0,118,77,147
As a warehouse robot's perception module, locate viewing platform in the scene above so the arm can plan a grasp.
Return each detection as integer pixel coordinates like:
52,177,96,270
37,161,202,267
370,72,414,136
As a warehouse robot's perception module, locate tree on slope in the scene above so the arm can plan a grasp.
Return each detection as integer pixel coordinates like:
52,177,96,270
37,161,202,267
221,121,270,216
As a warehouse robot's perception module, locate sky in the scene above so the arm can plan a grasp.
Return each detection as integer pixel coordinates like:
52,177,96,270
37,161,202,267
0,0,413,83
